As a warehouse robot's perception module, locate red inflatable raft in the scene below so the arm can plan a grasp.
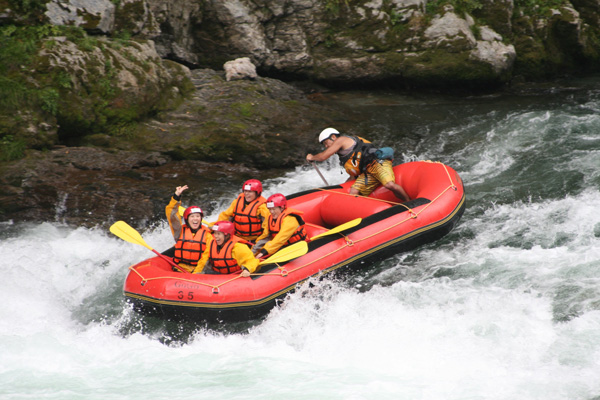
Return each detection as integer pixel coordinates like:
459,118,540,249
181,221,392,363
123,161,465,322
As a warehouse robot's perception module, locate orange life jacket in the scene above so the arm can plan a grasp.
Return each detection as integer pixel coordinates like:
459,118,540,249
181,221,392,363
338,136,378,177
232,194,266,238
209,236,243,274
174,226,211,265
268,208,307,246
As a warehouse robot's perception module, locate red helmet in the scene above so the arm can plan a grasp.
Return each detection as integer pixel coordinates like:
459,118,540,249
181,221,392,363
266,193,287,208
243,179,262,195
212,220,235,235
183,206,203,222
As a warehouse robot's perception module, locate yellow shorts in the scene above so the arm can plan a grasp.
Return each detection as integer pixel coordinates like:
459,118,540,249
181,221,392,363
351,159,396,196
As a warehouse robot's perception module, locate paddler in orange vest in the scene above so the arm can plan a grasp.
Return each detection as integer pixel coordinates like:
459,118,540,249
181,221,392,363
193,221,260,278
209,179,271,243
253,193,308,259
165,185,213,273
306,127,410,202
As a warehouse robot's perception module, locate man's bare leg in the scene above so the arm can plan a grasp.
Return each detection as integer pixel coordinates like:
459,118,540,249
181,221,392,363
384,181,410,202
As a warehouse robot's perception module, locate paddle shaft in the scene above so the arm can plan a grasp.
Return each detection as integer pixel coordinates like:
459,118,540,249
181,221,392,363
310,162,329,186
151,249,190,273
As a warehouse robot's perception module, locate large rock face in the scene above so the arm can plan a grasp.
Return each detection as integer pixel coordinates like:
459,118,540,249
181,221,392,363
115,0,597,87
37,37,191,139
6,0,600,86
0,21,192,157
45,0,116,33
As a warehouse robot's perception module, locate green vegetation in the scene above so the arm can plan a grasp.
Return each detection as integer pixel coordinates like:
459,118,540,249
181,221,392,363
234,102,255,118
324,0,349,17
0,24,94,117
0,75,28,112
0,135,26,161
0,22,193,160
514,0,566,12
324,27,337,48
389,9,404,26
1,25,53,122
39,88,59,115
7,0,48,17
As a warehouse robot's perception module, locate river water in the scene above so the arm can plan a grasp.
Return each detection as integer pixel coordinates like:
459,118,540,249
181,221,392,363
1,77,600,399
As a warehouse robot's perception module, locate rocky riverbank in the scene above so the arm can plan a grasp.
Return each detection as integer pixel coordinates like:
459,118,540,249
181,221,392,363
0,69,340,228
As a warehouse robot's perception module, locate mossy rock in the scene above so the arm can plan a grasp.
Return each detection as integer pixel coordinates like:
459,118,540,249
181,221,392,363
392,50,502,88
115,69,339,169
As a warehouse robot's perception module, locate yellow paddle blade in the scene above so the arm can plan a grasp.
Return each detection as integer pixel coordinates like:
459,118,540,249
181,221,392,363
109,221,152,250
260,241,308,265
310,218,362,240
178,206,209,225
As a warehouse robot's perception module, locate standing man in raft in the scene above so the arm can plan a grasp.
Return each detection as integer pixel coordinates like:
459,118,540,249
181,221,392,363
306,127,410,202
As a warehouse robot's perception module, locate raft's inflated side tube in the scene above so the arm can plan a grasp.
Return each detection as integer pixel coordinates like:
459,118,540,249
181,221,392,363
287,185,395,228
319,194,391,227
286,186,341,228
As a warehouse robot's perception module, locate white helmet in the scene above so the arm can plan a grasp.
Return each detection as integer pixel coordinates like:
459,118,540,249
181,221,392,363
318,127,339,143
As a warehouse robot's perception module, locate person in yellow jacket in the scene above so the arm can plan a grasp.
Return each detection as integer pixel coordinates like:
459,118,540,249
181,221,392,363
253,193,308,259
165,185,212,273
306,127,410,202
210,179,271,243
193,221,260,277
